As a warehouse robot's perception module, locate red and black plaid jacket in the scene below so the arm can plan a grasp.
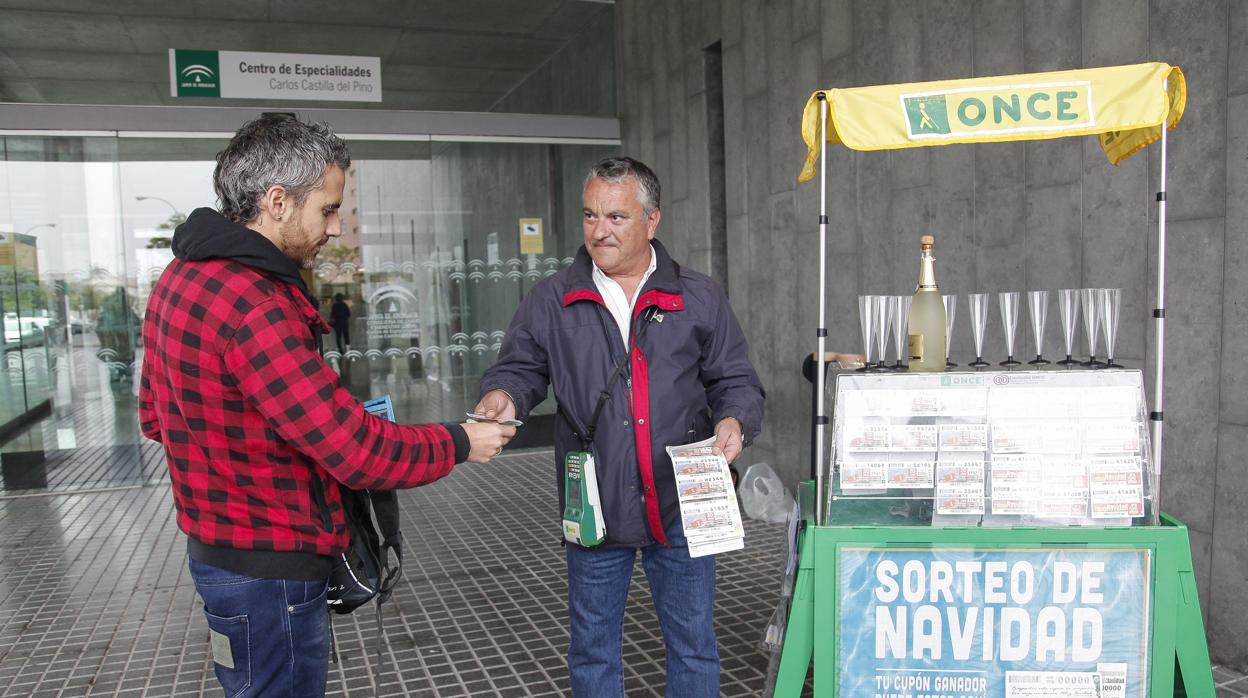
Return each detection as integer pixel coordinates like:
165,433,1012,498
140,212,465,573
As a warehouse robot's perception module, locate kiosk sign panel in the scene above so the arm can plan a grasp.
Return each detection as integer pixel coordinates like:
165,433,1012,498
838,547,1151,698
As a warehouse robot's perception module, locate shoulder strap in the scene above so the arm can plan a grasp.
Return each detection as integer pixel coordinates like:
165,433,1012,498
367,489,402,686
368,490,403,602
581,305,659,450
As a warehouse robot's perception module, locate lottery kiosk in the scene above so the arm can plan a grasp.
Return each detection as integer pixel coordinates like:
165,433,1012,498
773,63,1216,698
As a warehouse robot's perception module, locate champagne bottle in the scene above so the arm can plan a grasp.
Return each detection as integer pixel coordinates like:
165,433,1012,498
907,235,947,372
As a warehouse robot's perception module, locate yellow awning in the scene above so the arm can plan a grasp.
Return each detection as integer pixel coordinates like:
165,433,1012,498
799,62,1185,182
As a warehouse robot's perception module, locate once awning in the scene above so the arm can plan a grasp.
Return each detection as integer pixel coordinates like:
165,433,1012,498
799,62,1185,182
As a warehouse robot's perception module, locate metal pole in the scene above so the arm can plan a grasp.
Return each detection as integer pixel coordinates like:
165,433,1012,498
64,289,75,387
1151,87,1168,519
814,93,829,527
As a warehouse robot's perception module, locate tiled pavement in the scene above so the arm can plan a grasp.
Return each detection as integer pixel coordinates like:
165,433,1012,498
4,449,1247,698
1220,667,1248,698
0,448,797,697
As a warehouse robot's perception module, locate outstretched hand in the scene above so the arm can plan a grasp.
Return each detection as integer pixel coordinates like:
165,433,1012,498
462,421,517,464
711,417,744,464
473,389,517,423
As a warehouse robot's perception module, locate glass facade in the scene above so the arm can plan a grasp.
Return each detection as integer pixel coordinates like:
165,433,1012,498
0,134,614,492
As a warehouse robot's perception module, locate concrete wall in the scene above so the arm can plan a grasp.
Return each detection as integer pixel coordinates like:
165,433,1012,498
491,10,617,117
614,0,1246,668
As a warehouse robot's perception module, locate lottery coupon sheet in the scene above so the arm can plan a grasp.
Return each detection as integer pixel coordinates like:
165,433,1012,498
831,370,1155,526
667,437,745,558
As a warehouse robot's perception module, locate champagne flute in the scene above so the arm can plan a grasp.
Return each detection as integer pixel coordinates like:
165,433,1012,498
968,293,989,368
998,291,1021,367
1057,288,1080,366
1102,287,1123,368
1080,287,1105,367
891,295,912,371
857,295,875,373
874,294,893,371
1027,290,1050,366
943,294,957,368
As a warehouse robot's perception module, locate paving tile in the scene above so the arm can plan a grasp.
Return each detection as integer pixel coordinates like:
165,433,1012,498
3,411,1241,698
0,448,805,695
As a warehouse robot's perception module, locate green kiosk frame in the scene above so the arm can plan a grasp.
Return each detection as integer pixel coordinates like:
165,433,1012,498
775,63,1216,696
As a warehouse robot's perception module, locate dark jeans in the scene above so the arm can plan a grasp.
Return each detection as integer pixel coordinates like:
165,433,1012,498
333,326,349,353
188,558,329,698
565,523,719,698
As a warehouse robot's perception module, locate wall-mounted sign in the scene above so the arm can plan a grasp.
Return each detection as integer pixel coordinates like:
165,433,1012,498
519,218,544,255
838,547,1151,698
169,49,382,102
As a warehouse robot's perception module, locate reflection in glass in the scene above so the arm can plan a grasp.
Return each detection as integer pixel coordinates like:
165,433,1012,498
1080,288,1105,367
998,292,1021,367
968,293,989,368
857,295,875,373
942,294,957,368
1027,291,1050,366
873,294,893,372
1057,288,1081,366
891,295,911,371
0,134,610,493
1102,287,1123,368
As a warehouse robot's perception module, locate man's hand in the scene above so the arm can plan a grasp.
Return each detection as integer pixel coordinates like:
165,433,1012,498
473,389,517,422
712,417,745,464
462,421,517,464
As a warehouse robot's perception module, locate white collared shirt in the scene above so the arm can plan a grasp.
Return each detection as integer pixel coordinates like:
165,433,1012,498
592,243,657,347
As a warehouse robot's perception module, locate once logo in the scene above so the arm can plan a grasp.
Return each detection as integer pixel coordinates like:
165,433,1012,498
940,375,984,387
993,375,1010,385
904,95,951,135
902,82,1092,139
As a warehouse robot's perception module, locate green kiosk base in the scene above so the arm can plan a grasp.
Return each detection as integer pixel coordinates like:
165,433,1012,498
774,513,1215,697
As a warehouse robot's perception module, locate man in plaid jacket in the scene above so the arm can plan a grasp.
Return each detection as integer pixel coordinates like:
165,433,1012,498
138,114,515,697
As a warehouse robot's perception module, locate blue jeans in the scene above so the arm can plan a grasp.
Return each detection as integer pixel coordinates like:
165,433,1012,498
565,525,719,698
188,558,329,698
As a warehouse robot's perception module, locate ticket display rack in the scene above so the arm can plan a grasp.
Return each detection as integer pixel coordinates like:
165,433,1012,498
774,62,1216,697
828,370,1155,529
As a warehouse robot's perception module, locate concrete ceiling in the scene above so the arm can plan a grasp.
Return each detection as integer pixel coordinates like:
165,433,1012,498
0,0,614,112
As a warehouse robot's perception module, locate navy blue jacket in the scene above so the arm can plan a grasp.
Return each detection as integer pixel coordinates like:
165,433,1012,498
481,240,765,548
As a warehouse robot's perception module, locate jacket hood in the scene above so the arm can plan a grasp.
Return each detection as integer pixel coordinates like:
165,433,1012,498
171,207,317,305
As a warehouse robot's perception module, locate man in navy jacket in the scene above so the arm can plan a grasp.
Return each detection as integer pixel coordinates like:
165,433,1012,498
475,157,764,697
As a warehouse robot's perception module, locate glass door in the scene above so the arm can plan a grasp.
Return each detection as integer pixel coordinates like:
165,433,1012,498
318,139,615,445
0,132,615,492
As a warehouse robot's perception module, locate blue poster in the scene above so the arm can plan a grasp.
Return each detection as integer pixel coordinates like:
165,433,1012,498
838,547,1151,698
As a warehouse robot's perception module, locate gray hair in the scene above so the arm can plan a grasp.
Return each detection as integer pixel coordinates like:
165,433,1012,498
214,113,351,224
585,156,661,216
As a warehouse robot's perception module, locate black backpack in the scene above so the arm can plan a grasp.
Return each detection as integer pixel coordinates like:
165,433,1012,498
326,485,403,675
327,486,402,613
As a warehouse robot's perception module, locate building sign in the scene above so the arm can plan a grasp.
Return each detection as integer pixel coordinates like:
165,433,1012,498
838,547,1151,698
170,49,382,102
519,218,544,255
